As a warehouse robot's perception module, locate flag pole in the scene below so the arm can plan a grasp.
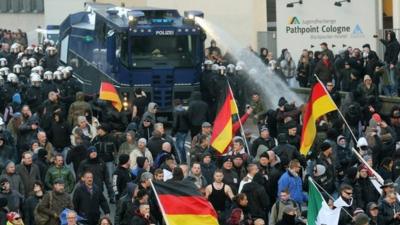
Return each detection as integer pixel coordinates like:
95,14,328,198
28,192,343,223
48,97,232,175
149,180,171,225
313,75,383,185
226,81,251,156
313,75,359,143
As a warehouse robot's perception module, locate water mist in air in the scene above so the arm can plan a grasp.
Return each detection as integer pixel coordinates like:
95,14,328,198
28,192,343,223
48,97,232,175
195,17,304,108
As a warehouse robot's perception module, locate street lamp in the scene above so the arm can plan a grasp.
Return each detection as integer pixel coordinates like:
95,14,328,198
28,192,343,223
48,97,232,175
334,0,351,7
286,0,303,8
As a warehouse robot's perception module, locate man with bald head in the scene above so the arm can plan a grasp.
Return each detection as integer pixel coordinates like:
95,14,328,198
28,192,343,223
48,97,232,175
154,142,176,168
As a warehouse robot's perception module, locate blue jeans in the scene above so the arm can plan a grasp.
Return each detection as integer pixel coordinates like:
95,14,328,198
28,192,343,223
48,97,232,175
386,64,399,96
175,132,188,163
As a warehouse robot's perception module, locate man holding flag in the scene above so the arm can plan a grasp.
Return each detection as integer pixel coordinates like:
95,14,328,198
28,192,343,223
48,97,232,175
300,80,338,156
308,178,355,225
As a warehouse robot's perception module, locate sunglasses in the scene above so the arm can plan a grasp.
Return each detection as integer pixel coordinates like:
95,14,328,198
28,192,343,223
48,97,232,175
345,191,353,195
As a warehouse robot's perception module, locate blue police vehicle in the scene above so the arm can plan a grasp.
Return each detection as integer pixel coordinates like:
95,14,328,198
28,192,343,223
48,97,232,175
58,3,205,113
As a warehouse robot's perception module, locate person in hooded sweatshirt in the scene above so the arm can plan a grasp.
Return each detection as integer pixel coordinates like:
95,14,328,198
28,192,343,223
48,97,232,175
136,114,153,142
380,30,400,96
140,102,157,126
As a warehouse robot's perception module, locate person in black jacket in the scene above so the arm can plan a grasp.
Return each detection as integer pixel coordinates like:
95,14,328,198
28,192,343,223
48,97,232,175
172,99,190,163
380,31,400,96
251,127,275,158
91,125,117,192
22,181,44,225
273,133,305,168
66,134,87,176
112,154,132,201
315,142,336,195
187,91,209,138
129,203,154,225
0,197,7,225
73,171,110,225
241,172,270,221
378,192,400,225
357,166,380,209
47,111,70,153
77,146,113,202
114,183,137,225
137,117,153,142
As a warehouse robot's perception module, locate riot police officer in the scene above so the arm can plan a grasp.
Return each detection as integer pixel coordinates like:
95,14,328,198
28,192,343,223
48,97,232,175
40,46,58,71
25,73,44,113
62,67,82,108
4,73,22,103
42,71,57,100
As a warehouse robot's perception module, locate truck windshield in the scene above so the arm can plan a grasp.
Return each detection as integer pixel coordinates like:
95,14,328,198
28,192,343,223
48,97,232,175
131,35,198,68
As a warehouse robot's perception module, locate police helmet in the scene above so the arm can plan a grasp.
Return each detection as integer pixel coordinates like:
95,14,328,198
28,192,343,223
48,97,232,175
0,67,10,76
62,68,71,79
211,64,219,71
0,58,8,67
28,58,37,67
43,71,53,81
57,66,65,72
13,64,22,74
33,66,44,76
218,66,226,75
26,46,34,55
54,71,63,80
34,46,43,54
227,64,236,74
21,59,30,68
7,73,18,83
10,43,21,53
30,73,42,83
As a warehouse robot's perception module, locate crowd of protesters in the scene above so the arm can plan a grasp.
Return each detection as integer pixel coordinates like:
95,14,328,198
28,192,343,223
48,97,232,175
0,26,399,225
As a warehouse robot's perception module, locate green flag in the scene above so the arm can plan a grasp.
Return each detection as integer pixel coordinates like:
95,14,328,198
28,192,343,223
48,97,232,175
307,178,342,225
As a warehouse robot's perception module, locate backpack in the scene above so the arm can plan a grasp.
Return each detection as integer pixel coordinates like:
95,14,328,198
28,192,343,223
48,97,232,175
34,192,53,225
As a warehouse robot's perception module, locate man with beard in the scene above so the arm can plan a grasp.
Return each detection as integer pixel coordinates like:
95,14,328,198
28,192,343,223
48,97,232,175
36,179,73,225
378,192,400,225
77,146,113,203
337,184,355,225
73,171,110,225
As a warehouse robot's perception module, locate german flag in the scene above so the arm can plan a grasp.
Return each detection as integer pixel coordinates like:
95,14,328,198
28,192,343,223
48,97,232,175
152,180,219,225
300,81,338,155
210,87,237,154
99,82,122,112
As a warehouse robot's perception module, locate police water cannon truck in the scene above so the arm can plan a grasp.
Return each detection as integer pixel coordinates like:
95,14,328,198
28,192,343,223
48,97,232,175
58,3,205,114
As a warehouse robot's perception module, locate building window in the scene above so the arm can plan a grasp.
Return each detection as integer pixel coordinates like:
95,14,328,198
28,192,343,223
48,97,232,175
0,0,44,13
267,0,277,31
